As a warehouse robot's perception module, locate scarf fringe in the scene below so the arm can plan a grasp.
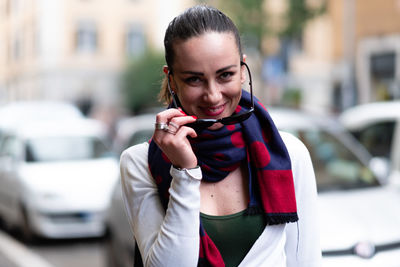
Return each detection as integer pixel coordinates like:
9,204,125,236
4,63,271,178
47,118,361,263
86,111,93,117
245,205,263,215
245,205,299,225
265,213,299,225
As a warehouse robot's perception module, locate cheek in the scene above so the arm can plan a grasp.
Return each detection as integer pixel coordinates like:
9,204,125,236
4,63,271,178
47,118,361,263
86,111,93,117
227,81,242,101
177,89,201,107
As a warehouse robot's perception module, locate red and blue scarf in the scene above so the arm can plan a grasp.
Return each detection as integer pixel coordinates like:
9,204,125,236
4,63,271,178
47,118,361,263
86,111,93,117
148,90,298,267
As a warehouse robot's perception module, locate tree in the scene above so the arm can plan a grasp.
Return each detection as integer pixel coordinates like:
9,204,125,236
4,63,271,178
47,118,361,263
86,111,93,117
207,0,265,51
210,0,325,54
121,51,165,114
280,0,326,40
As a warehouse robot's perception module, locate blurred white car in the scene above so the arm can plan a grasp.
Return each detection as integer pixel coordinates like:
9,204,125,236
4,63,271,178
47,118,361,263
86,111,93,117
0,101,83,127
112,113,156,156
105,114,156,267
339,101,400,184
105,109,400,267
0,101,84,145
270,108,400,266
0,118,119,242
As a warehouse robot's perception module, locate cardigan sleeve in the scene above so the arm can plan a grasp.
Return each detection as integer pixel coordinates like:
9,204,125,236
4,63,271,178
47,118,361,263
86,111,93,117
281,132,322,266
120,142,202,267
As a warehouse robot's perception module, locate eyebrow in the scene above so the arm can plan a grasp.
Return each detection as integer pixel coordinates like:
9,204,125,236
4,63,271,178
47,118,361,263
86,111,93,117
180,64,237,76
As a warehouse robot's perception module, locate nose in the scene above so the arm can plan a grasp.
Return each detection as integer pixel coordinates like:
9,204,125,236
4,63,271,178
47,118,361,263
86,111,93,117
203,80,222,105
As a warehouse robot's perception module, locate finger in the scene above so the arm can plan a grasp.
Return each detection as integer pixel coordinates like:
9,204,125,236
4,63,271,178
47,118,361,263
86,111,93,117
155,108,187,123
175,125,197,139
168,121,179,130
169,115,197,128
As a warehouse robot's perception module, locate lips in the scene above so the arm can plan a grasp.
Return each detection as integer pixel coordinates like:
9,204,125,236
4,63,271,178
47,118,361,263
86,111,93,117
201,104,226,117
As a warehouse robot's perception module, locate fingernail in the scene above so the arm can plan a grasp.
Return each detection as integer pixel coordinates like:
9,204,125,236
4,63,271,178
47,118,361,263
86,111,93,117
192,116,197,119
180,109,186,115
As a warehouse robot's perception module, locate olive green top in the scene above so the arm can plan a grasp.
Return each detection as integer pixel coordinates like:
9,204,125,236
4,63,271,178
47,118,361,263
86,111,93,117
200,209,266,267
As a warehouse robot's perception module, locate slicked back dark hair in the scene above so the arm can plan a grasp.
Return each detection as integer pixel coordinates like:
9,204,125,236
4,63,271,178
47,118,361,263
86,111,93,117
164,5,242,72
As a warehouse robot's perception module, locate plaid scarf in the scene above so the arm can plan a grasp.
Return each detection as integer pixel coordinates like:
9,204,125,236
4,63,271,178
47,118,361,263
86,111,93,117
148,90,298,267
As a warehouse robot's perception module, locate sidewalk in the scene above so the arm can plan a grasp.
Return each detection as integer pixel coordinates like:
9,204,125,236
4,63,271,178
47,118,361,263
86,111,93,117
0,231,54,267
0,250,19,267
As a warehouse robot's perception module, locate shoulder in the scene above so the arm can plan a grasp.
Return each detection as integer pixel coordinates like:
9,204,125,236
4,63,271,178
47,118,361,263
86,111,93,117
120,142,150,179
279,131,314,183
120,142,149,165
279,131,310,160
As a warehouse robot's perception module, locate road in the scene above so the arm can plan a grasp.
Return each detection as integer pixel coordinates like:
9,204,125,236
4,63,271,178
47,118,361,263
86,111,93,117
29,238,107,267
0,227,108,267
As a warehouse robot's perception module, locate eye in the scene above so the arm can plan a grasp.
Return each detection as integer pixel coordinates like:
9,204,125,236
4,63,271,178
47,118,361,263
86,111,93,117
184,76,202,85
219,72,234,81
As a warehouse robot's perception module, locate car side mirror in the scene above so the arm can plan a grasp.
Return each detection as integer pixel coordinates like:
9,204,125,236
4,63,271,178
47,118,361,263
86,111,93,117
369,157,390,184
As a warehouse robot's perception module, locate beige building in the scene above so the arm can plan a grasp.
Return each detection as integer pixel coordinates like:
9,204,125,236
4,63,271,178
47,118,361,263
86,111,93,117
0,0,194,111
288,0,400,113
3,0,398,114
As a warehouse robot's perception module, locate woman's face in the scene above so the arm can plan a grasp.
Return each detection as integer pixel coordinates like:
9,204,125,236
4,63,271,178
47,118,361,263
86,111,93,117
169,32,246,130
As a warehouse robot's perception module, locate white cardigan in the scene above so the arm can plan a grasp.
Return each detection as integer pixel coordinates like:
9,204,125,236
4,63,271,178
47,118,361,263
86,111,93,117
120,131,322,267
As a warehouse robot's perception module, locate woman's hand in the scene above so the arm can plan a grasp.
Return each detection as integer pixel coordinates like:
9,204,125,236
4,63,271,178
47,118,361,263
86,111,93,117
153,108,198,169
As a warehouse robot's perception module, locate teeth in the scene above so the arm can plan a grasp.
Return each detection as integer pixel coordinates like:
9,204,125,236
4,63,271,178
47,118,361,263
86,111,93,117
207,106,222,112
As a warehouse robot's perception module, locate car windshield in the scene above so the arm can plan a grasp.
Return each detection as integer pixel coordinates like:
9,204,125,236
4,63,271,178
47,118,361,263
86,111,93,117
292,129,379,192
351,120,395,161
26,136,110,162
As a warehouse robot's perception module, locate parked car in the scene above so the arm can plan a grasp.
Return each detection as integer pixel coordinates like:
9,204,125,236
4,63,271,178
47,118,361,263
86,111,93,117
270,108,400,266
0,117,119,242
0,101,83,127
105,114,156,267
112,113,156,156
339,101,400,184
0,101,84,147
105,109,400,266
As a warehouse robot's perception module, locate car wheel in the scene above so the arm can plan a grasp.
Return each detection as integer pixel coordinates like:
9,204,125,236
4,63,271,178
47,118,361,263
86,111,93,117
20,205,37,244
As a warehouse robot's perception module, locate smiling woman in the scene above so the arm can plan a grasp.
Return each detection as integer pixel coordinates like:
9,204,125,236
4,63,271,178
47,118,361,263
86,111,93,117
168,61,254,132
120,5,322,267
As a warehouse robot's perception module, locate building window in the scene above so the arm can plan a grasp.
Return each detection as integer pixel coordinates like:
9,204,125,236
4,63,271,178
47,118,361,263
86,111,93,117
76,21,97,53
370,52,397,100
10,0,22,14
4,0,10,17
125,24,146,58
13,34,22,60
370,52,395,79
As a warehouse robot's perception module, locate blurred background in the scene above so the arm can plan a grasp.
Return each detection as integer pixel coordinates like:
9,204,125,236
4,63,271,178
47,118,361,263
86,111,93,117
1,0,400,267
1,0,400,117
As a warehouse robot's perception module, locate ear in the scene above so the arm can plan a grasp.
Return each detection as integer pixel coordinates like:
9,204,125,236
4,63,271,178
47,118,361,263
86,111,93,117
240,54,247,83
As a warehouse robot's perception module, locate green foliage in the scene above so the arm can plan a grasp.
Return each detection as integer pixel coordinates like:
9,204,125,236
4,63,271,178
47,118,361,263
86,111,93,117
214,0,265,50
282,88,302,108
122,51,165,114
211,0,326,52
280,0,326,39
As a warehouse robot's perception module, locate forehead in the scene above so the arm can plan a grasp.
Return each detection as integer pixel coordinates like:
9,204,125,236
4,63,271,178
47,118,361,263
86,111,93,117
172,32,240,71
